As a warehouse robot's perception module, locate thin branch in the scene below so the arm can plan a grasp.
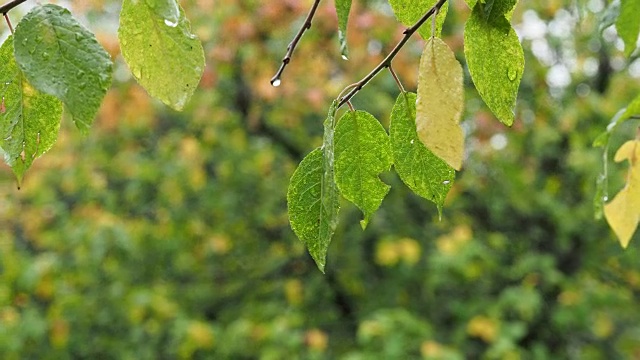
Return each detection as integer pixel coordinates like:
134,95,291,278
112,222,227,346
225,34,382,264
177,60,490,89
338,0,448,107
270,0,322,86
0,0,27,15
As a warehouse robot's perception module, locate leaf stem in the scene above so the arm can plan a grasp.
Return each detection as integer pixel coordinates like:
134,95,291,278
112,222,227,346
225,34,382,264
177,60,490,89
337,0,448,108
271,0,322,86
4,13,13,33
0,0,27,15
388,65,405,93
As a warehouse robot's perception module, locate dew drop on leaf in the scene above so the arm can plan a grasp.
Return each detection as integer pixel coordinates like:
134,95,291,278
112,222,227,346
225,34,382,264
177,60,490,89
341,54,349,61
507,67,517,81
271,78,281,87
164,18,178,27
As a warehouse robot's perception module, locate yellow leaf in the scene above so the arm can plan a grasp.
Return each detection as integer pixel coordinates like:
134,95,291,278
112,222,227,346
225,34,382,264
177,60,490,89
416,37,465,171
604,140,640,248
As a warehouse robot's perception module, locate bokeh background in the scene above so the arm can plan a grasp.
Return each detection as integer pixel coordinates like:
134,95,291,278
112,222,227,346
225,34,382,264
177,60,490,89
1,0,640,358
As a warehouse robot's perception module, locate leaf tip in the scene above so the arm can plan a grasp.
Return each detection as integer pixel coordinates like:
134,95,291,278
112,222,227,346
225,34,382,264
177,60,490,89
314,259,326,274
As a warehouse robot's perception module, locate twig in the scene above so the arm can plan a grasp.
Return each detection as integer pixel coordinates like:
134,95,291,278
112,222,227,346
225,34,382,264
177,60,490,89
270,0,322,86
337,0,448,107
0,0,27,15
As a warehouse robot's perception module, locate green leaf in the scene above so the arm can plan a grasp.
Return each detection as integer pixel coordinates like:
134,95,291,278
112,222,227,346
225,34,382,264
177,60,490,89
287,149,341,273
334,110,393,229
0,36,63,187
464,0,523,126
617,0,640,57
12,4,112,133
287,103,341,272
119,0,205,111
390,92,455,215
389,0,449,38
417,37,465,171
336,0,352,59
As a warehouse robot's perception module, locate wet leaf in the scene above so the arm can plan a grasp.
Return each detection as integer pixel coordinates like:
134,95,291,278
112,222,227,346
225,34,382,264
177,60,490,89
334,110,393,229
604,140,640,248
464,0,523,126
389,0,448,38
13,4,112,133
616,0,640,57
0,36,63,186
119,0,205,111
416,37,464,170
287,103,340,272
390,92,455,214
335,0,352,59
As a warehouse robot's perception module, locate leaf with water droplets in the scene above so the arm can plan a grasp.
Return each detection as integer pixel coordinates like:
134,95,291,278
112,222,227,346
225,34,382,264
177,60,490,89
417,37,464,170
334,110,393,229
287,103,341,272
390,92,455,213
464,0,524,126
389,0,448,38
604,140,640,248
12,4,112,133
616,0,640,57
119,0,205,111
335,0,352,59
0,36,63,186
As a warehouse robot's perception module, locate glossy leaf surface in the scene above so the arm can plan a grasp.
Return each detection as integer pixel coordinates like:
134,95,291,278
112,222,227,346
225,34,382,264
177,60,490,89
119,0,205,110
334,110,393,229
13,4,112,133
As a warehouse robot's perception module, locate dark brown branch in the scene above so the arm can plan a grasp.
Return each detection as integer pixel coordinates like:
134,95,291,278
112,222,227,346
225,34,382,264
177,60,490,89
337,0,447,107
270,0,322,86
0,0,27,15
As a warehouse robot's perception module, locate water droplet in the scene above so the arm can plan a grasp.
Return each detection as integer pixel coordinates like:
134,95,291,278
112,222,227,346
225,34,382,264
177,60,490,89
42,52,50,60
507,67,517,81
164,18,178,27
35,35,43,42
132,67,141,78
75,33,83,42
341,54,349,61
442,180,450,185
437,204,443,221
77,70,85,78
410,139,414,144
271,78,281,87
603,196,609,202
28,48,35,54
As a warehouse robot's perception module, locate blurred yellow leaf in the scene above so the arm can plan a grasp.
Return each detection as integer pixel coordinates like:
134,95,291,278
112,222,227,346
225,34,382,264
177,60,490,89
416,37,464,170
604,140,640,248
467,315,499,343
187,321,215,348
305,329,328,351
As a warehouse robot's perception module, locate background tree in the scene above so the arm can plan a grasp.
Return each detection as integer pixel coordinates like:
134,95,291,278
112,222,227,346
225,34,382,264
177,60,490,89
1,0,640,358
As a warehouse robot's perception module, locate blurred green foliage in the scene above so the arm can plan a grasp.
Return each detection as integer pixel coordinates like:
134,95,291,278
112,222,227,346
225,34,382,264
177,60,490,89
1,0,640,358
